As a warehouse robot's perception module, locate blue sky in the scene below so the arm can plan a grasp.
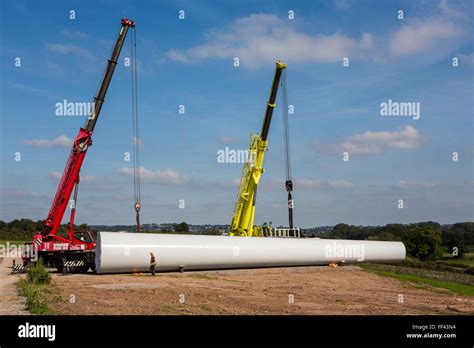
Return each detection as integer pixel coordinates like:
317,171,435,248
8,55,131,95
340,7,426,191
0,0,472,227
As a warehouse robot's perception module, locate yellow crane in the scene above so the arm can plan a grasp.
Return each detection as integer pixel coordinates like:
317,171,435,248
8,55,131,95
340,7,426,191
229,60,298,238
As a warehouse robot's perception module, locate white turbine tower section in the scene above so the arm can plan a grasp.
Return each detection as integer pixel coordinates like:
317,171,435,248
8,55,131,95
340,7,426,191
95,232,406,274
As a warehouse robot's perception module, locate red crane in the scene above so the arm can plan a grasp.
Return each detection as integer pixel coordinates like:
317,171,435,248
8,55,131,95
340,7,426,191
21,18,136,273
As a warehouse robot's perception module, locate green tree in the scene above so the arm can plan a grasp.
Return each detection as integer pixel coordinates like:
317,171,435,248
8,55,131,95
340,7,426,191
35,220,46,233
368,231,400,241
174,222,189,233
446,233,466,258
451,222,474,245
403,225,441,261
8,219,22,229
383,223,407,239
78,223,89,232
332,224,358,239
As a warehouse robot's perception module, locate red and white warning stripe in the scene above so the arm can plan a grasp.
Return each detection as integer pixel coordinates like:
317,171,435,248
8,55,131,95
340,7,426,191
64,260,85,267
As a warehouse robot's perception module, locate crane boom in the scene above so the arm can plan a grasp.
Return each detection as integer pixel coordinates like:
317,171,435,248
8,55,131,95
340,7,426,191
44,18,135,238
229,60,287,237
17,18,138,274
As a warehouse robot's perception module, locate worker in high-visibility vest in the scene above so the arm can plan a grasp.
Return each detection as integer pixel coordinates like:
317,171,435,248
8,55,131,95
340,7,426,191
149,252,157,276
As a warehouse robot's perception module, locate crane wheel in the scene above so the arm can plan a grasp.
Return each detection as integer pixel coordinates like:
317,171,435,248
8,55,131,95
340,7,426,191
56,258,64,273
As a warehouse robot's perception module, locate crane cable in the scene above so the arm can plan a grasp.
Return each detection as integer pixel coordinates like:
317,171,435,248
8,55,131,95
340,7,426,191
130,27,141,232
281,69,294,229
281,69,292,183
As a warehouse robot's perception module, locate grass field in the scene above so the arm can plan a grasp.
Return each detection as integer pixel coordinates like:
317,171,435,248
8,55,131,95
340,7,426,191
440,252,474,268
360,263,474,297
443,258,474,267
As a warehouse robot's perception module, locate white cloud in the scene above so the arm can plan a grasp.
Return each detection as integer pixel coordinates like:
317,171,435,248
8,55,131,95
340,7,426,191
167,3,468,69
340,126,425,154
25,135,72,148
389,18,463,57
388,1,467,58
61,29,89,40
46,43,95,60
118,167,190,185
297,179,353,190
327,180,354,189
395,181,441,190
166,14,374,68
221,177,353,190
439,0,466,19
46,43,98,73
219,178,242,187
294,179,322,189
314,125,426,156
48,172,63,181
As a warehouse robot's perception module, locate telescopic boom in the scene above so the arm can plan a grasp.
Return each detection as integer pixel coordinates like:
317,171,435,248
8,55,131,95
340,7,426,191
229,61,287,237
44,18,135,238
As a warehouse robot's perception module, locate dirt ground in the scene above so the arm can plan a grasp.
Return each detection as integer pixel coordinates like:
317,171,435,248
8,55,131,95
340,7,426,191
42,266,474,315
1,253,472,315
0,255,28,315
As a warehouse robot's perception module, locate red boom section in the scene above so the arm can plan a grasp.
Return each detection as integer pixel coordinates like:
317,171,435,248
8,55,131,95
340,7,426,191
44,128,91,236
41,18,135,238
20,18,136,268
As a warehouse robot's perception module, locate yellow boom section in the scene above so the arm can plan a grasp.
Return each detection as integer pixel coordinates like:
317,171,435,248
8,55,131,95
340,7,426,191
229,60,287,237
229,134,267,236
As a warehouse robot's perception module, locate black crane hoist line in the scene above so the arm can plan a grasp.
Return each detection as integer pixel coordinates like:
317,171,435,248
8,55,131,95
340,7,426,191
130,26,141,232
280,69,294,229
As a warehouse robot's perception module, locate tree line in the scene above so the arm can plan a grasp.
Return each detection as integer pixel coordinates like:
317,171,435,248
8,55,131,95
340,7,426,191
1,219,472,260
0,219,222,241
319,221,473,260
